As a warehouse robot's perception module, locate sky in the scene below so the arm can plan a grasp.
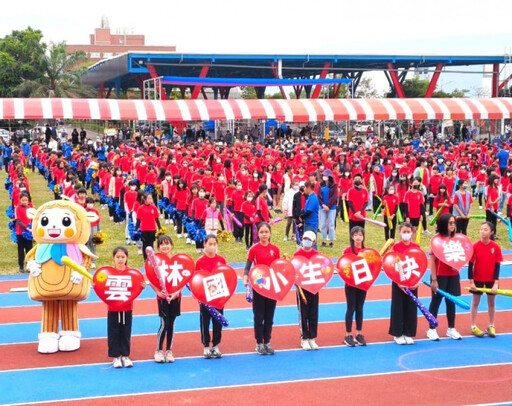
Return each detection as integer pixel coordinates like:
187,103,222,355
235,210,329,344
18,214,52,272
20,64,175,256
1,0,512,94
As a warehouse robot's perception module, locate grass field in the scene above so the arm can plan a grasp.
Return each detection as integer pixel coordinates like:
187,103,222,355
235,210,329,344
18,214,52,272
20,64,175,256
0,169,506,274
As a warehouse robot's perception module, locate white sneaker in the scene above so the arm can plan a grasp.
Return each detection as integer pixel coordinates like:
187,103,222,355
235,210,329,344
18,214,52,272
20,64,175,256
446,328,462,340
301,339,311,350
177,234,182,239
91,262,96,269
283,236,288,242
122,356,133,367
154,350,165,363
404,336,414,345
427,328,440,341
394,336,406,345
165,219,170,225
308,338,319,350
112,357,122,368
186,238,191,244
170,220,174,225
479,206,483,209
138,248,143,255
125,239,131,245
165,350,175,363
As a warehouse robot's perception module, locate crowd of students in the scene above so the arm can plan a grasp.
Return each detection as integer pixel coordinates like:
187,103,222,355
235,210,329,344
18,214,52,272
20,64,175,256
3,129,508,366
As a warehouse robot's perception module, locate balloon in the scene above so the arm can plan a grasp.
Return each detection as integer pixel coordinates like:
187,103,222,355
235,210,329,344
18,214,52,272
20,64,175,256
293,254,334,294
249,258,295,301
430,233,473,271
144,253,195,294
93,267,145,311
189,264,237,308
382,247,428,288
336,248,382,291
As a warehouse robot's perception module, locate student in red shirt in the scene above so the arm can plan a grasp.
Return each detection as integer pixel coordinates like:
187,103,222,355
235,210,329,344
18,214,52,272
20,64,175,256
342,226,368,347
151,235,181,363
136,193,161,260
485,174,500,231
468,221,502,337
294,231,321,351
196,235,227,359
427,214,462,341
382,185,398,240
255,184,271,226
346,173,369,235
191,187,209,253
230,181,245,243
428,166,443,215
173,179,189,239
404,177,424,241
433,184,452,217
241,190,256,249
212,174,227,212
389,222,422,345
243,222,281,355
124,181,139,245
15,192,33,273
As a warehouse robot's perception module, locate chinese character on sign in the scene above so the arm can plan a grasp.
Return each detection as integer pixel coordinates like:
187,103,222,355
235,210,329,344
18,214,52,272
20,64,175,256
300,262,325,285
203,273,230,302
161,260,191,287
105,275,132,301
395,255,420,282
351,259,372,285
443,240,466,263
256,268,290,293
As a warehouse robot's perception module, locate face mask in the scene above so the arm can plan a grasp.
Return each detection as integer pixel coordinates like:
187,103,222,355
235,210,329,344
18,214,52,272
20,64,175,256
172,159,176,164
165,176,171,181
323,176,328,181
344,172,350,176
481,170,485,174
86,204,93,209
141,162,146,166
219,177,224,181
216,159,221,163
236,186,242,191
293,185,299,191
130,186,136,191
354,180,362,187
199,192,206,198
401,232,412,241
392,172,398,177
462,185,468,190
302,240,313,248
319,166,324,170
253,174,258,178
242,170,247,175
247,197,253,202
389,189,395,194
413,185,420,190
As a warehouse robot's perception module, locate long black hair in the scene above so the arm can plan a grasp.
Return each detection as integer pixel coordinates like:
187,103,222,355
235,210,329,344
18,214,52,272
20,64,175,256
436,213,455,237
349,226,365,253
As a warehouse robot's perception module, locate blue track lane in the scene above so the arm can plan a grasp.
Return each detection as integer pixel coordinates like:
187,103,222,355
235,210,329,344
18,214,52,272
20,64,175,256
1,294,510,345
1,334,512,405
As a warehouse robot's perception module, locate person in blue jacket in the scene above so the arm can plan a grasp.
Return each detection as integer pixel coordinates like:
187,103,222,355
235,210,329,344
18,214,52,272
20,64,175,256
300,180,320,249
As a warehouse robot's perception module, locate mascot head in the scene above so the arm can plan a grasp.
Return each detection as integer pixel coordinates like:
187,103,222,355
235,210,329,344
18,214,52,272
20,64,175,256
27,198,99,245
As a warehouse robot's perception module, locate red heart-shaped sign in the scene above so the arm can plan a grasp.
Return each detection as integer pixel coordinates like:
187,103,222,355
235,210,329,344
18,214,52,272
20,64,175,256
249,258,295,301
383,247,428,288
292,254,334,294
145,253,195,294
189,264,238,308
336,248,382,291
93,266,145,311
430,233,473,271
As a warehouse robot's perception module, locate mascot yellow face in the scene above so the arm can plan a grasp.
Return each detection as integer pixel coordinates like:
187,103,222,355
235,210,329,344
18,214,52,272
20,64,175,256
29,200,97,245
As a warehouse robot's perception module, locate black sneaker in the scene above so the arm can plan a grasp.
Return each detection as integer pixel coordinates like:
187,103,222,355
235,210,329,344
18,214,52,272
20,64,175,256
264,343,275,355
355,334,367,346
329,242,334,248
255,343,266,355
321,242,327,247
344,335,356,347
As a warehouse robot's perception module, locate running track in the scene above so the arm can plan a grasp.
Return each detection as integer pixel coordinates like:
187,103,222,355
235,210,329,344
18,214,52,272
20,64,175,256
2,258,512,405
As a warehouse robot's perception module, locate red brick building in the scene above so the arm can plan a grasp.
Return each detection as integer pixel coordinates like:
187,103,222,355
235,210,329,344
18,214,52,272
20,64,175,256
66,19,175,62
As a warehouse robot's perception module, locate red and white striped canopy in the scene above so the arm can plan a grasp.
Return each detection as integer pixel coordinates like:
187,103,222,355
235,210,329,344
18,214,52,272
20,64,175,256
1,97,511,122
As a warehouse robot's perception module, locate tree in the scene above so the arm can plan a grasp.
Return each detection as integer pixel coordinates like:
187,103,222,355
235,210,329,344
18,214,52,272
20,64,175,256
241,86,257,99
401,75,429,98
0,27,46,96
432,88,468,98
355,77,379,98
16,43,95,98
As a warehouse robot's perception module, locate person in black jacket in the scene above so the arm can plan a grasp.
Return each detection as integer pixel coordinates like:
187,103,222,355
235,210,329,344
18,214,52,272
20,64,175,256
292,181,306,243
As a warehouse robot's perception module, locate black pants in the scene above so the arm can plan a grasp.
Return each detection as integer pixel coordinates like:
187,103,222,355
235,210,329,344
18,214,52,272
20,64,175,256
428,196,435,215
478,193,484,207
297,289,319,339
456,218,469,235
348,220,365,237
17,235,33,270
244,224,253,247
252,290,277,344
345,285,367,333
157,298,181,351
372,195,381,213
141,230,156,260
200,304,223,347
108,311,132,357
428,275,461,329
384,215,397,240
234,211,244,240
486,209,497,230
389,283,418,337
176,212,184,235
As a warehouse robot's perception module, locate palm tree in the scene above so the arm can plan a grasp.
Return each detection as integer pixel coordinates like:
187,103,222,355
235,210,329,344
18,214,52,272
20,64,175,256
16,42,96,98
